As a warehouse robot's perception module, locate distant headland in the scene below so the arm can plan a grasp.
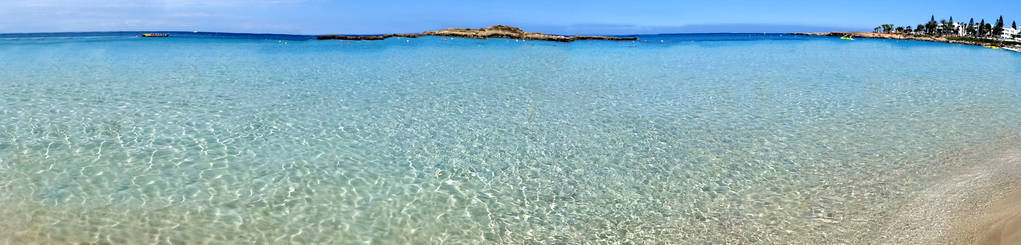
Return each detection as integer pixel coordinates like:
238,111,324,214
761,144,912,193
794,32,1020,50
316,25,637,42
793,15,1021,52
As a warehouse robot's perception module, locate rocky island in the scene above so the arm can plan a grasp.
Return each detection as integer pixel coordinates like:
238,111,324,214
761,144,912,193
317,25,637,42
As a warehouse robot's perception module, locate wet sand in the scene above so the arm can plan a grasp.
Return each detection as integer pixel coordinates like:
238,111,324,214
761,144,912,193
968,189,1021,244
881,133,1021,244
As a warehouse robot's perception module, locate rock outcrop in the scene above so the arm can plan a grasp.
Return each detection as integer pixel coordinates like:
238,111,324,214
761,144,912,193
317,25,636,42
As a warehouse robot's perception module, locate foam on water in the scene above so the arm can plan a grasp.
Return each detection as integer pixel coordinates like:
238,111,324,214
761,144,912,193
0,34,1019,243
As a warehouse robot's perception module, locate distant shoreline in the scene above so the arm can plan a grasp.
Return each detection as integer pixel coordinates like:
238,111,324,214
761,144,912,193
316,25,637,42
792,32,1021,52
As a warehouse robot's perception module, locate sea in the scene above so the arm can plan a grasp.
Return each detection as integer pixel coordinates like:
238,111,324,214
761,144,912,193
0,32,1019,244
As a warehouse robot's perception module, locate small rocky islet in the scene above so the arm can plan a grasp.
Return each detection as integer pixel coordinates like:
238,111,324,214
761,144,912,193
316,25,637,42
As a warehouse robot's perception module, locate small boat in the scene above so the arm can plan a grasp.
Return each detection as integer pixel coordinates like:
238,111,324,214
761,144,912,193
142,33,169,37
987,46,1000,49
840,34,854,40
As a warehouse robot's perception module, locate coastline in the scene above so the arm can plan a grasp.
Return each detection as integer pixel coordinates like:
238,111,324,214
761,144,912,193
316,25,636,42
793,32,1021,53
3,30,1020,244
880,132,1021,244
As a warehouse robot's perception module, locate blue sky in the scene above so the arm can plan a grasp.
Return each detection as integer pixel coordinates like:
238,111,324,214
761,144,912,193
0,0,1017,34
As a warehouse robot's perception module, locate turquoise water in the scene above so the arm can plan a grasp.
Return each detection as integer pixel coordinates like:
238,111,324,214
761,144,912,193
0,33,1019,244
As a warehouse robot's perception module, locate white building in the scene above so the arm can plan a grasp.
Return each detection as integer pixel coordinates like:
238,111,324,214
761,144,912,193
1001,27,1019,40
931,22,969,36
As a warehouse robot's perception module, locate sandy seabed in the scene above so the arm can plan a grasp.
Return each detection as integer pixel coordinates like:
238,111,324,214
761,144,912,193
881,132,1021,244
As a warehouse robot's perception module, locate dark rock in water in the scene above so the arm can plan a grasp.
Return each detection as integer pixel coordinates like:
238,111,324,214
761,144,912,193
316,25,636,42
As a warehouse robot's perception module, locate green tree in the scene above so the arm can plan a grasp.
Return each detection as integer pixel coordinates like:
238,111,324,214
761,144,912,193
979,19,986,36
967,18,975,36
905,26,913,33
926,15,939,35
895,26,905,33
993,16,1004,37
881,24,894,33
917,24,925,34
1013,21,1017,29
940,19,949,35
949,16,955,36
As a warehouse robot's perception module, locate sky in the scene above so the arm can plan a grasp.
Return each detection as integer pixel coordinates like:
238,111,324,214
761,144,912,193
0,0,1018,35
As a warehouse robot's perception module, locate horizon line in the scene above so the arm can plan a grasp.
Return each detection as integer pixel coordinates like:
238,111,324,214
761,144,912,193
0,30,824,37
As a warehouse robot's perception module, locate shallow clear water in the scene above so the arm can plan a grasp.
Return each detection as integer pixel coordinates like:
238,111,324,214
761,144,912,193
0,33,1019,244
